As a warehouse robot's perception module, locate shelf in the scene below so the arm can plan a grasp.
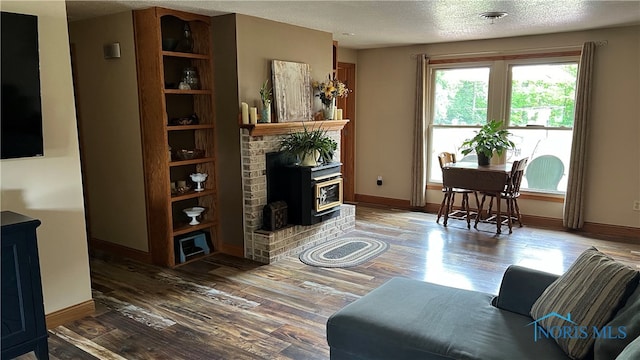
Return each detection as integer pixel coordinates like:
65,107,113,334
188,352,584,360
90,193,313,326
164,89,212,95
169,157,215,167
171,188,215,202
173,220,216,236
162,50,209,59
240,120,349,136
173,251,218,268
167,124,215,131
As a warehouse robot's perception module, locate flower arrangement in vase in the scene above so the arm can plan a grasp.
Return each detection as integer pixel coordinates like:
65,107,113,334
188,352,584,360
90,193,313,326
313,75,350,120
259,79,272,123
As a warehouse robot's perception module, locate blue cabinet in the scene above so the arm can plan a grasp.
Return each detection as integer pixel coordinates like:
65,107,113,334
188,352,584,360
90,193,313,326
1,211,48,359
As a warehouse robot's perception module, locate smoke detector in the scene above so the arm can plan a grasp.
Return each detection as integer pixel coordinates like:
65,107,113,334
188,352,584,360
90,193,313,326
479,11,508,24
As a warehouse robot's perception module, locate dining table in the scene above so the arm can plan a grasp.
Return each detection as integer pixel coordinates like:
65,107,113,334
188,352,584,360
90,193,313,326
441,161,512,234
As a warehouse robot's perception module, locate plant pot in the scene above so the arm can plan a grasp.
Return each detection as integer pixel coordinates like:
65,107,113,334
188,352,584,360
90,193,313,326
477,152,490,166
300,150,319,167
261,105,271,123
491,151,507,165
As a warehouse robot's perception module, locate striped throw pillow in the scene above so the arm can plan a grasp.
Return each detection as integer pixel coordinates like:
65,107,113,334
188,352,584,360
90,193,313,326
530,247,639,360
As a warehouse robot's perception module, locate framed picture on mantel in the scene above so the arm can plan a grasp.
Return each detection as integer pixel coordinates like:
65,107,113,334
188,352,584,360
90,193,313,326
272,60,312,122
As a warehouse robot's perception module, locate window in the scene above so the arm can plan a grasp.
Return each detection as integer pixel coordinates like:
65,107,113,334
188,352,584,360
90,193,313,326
507,63,577,192
428,54,579,194
430,67,489,182
433,67,489,125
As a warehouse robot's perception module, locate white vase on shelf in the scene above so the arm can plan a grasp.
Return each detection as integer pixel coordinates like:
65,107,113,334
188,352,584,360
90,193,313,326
322,98,336,120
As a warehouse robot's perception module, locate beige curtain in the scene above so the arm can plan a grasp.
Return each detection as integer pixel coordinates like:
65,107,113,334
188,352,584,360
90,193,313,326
410,54,428,207
563,42,595,229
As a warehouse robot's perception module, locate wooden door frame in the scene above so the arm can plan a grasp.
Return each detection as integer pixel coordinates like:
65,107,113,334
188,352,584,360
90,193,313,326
70,44,93,243
337,62,355,202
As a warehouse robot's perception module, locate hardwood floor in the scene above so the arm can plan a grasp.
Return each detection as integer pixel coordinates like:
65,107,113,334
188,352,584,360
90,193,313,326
16,205,640,360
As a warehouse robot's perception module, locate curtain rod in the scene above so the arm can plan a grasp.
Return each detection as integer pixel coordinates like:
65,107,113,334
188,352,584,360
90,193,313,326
410,40,607,59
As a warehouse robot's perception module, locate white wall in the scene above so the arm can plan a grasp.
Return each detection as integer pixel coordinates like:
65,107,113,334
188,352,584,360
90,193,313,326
69,12,149,251
356,26,640,229
0,0,92,313
338,47,358,64
212,14,334,250
236,14,333,110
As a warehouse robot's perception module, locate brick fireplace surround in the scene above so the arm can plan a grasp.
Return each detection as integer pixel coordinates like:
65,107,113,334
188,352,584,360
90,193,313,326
240,127,355,264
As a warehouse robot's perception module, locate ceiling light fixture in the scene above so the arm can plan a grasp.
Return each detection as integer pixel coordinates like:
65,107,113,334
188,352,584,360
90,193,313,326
479,11,508,24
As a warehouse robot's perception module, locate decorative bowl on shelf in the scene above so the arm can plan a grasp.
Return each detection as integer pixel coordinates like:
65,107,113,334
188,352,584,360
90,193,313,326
169,113,199,126
171,185,191,195
162,38,178,51
183,206,205,225
190,173,208,192
174,149,205,161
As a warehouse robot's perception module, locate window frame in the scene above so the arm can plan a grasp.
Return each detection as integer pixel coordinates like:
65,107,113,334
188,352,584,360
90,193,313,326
426,51,581,194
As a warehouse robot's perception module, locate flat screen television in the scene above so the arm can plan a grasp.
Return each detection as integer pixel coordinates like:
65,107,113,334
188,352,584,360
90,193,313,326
1,11,44,159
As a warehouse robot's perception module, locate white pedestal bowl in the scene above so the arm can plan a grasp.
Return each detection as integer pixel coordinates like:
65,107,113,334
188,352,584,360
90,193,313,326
183,206,205,225
190,173,208,192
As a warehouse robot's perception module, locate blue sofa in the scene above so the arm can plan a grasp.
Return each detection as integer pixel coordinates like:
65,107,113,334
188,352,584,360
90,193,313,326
327,265,640,360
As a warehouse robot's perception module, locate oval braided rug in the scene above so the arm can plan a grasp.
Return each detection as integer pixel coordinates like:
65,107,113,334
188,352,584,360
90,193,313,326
299,237,389,268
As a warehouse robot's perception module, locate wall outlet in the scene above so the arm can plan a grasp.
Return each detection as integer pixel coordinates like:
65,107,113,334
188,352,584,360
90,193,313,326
634,200,640,211
376,176,383,186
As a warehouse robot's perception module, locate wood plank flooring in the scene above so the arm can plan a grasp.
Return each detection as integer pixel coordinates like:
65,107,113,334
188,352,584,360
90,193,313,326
16,205,640,360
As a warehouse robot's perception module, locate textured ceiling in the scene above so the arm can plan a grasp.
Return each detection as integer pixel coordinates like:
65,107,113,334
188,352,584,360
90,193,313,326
65,0,640,49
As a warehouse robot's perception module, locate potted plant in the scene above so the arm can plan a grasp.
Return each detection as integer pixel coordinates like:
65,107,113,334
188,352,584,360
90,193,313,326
460,120,515,165
260,79,272,123
280,125,337,166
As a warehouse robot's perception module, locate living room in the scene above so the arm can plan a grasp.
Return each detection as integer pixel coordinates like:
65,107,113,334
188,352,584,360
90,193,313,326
1,1,638,359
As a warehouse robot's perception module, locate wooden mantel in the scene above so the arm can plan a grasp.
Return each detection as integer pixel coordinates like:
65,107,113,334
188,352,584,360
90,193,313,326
240,120,349,136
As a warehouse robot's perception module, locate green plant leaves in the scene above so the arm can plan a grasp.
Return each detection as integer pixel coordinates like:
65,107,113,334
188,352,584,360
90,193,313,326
460,120,515,158
280,125,337,165
260,79,272,106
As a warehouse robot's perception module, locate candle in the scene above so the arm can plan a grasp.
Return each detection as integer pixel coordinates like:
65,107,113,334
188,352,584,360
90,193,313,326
177,180,187,189
336,109,343,120
249,107,258,124
241,102,249,124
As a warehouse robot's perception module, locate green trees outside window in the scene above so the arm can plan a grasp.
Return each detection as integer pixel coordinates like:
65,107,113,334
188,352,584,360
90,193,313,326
509,63,578,128
433,67,489,125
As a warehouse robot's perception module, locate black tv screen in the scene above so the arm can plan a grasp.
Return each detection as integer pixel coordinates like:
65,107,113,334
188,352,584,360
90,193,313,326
1,11,44,159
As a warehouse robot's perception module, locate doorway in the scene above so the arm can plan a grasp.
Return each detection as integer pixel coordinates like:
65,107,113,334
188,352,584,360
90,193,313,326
337,62,355,202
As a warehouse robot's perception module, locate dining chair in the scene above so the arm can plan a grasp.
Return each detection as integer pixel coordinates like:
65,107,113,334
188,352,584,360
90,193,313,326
436,152,479,228
524,155,564,191
459,154,477,163
477,157,529,234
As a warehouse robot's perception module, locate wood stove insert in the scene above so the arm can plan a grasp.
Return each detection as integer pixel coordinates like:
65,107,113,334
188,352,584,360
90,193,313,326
267,152,342,226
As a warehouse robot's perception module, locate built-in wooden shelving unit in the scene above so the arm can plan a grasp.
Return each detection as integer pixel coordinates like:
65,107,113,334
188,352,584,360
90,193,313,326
134,7,219,267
